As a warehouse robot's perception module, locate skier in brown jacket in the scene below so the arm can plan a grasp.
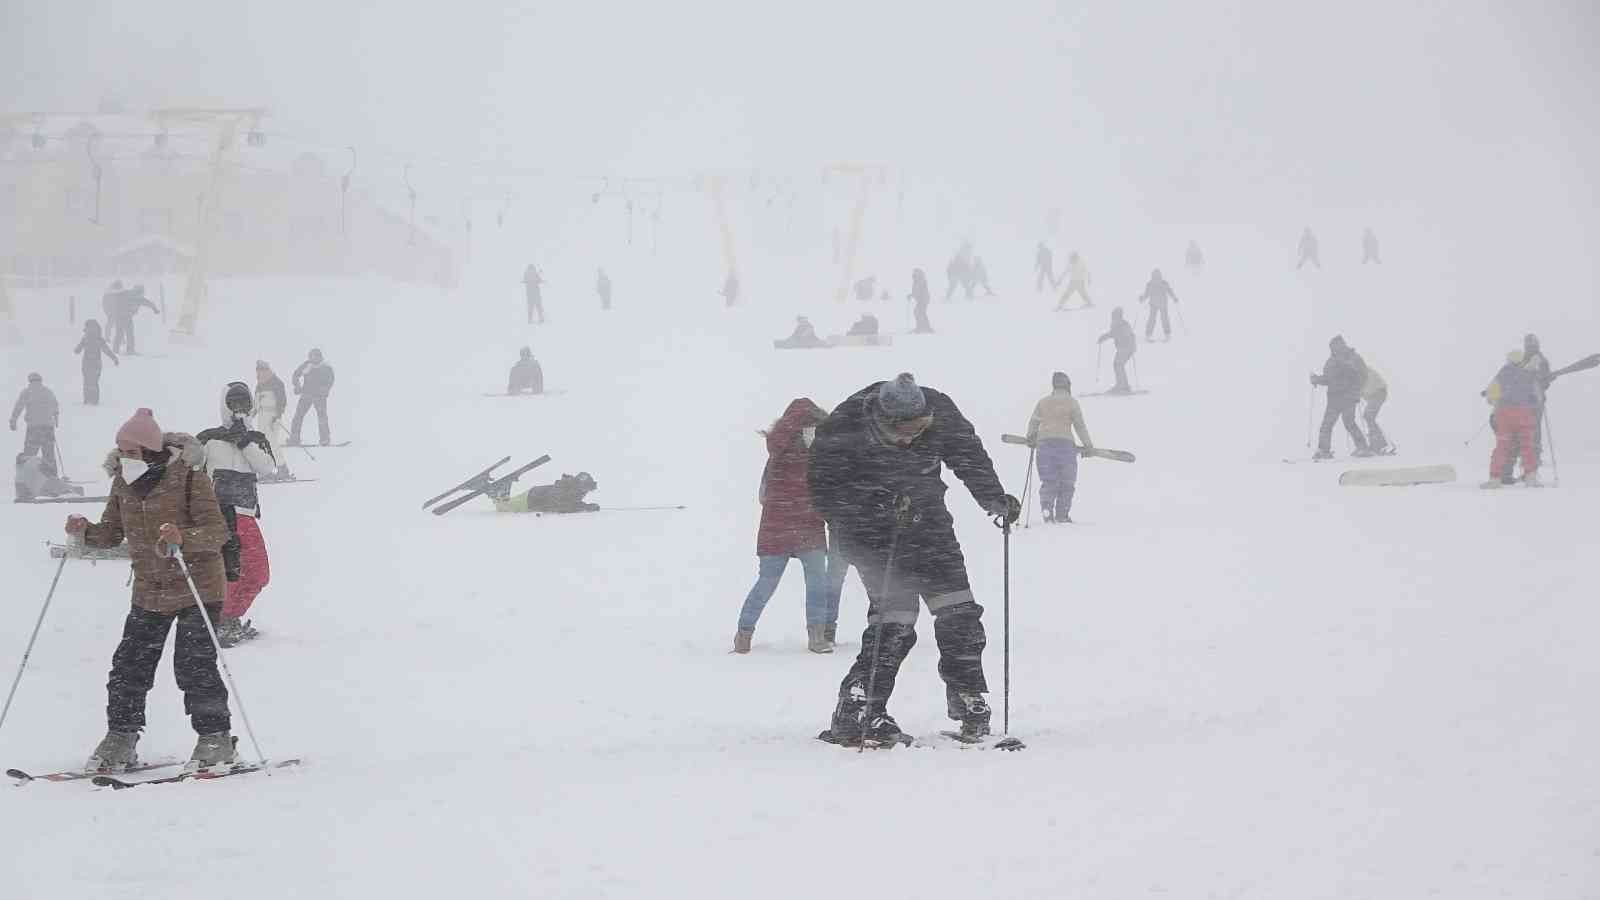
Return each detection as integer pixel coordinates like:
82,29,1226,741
67,408,238,772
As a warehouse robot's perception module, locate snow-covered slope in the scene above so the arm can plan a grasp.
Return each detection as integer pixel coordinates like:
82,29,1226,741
1,232,1595,898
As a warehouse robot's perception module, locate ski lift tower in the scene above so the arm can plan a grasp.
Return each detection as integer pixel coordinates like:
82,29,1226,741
824,162,888,302
155,107,267,341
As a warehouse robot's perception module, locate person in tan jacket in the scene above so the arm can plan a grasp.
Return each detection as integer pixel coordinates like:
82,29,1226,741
66,408,238,772
1026,372,1094,523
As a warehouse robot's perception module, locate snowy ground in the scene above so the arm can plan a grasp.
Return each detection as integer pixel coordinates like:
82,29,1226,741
1,236,1596,898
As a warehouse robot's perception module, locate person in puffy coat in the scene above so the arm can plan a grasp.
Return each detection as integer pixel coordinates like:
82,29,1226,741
1310,335,1371,459
289,348,336,446
197,382,278,646
733,398,831,655
1482,348,1544,488
66,408,237,771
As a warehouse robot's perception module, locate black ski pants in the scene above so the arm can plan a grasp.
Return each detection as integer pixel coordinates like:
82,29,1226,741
290,394,331,445
1144,302,1171,339
107,604,230,735
834,524,988,719
83,363,102,405
1112,347,1134,391
22,425,57,477
1319,398,1368,453
912,300,933,333
1363,389,1389,451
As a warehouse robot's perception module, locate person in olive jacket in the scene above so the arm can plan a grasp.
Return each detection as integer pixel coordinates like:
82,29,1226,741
68,408,238,772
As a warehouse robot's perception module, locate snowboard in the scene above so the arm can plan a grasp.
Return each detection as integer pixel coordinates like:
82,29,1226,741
1338,464,1456,487
999,434,1135,463
1078,389,1150,398
14,495,109,505
482,390,568,397
825,333,894,348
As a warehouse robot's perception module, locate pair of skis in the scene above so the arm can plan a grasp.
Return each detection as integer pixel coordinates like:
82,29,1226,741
8,758,300,788
423,455,551,516
999,433,1136,463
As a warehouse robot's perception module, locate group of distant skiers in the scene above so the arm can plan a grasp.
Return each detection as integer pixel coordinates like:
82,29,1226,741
1296,227,1382,270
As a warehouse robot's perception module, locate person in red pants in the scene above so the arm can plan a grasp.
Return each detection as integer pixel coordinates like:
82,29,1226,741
197,382,279,643
1482,348,1544,488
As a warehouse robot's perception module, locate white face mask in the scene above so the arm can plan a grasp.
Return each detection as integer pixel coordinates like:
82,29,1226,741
120,458,150,482
801,427,817,448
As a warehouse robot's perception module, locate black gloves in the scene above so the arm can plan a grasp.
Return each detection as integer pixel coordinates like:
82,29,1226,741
986,494,1022,525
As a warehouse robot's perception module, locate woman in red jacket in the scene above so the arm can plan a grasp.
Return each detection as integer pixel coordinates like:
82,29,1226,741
734,398,831,654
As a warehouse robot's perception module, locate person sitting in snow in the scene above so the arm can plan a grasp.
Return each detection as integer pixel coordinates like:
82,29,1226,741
491,472,600,513
508,347,544,395
846,314,880,337
15,448,83,501
775,316,828,349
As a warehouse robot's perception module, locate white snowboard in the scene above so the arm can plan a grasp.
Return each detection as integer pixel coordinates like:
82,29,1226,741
1338,464,1457,487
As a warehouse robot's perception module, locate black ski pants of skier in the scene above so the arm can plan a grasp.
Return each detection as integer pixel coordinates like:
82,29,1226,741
1112,348,1134,392
912,299,933,333
22,425,58,477
1144,302,1171,340
83,363,102,405
1319,399,1368,453
111,315,138,354
1057,280,1091,310
526,287,545,324
107,604,231,735
289,394,331,445
832,525,988,723
1363,389,1389,451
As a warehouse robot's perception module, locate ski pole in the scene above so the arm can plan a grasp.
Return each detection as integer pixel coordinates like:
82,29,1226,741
169,546,268,768
275,421,317,462
1131,357,1141,391
602,505,687,512
859,495,911,753
0,554,69,741
1306,386,1316,448
991,509,1024,751
1544,405,1560,487
54,440,69,481
1020,446,1036,529
1094,344,1104,386
1174,301,1188,335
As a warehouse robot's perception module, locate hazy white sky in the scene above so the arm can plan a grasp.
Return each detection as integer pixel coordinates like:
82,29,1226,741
3,0,1597,225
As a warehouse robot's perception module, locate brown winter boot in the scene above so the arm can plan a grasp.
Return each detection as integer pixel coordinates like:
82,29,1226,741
732,629,753,654
807,625,833,654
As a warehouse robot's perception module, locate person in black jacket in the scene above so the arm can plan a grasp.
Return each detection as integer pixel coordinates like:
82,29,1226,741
810,373,1019,747
908,268,934,333
1097,307,1138,393
1310,335,1371,459
1138,269,1179,341
288,348,336,446
508,347,544,394
74,319,119,404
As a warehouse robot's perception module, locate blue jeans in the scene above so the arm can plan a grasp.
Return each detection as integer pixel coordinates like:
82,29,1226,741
737,550,830,631
1036,438,1078,519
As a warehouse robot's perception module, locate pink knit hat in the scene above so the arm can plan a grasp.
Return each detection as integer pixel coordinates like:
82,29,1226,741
115,408,164,453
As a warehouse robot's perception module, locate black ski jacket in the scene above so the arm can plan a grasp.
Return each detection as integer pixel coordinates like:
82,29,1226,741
1314,349,1368,405
809,382,1005,556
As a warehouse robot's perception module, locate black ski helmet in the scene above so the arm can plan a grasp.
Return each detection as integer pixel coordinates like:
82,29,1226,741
224,381,253,416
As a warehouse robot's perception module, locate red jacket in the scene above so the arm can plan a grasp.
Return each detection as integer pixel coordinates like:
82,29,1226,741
756,399,826,556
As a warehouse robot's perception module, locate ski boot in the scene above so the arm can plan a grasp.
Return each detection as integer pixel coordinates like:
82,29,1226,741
1311,448,1334,461
1523,472,1543,488
859,713,909,748
947,690,992,741
86,730,139,771
806,625,833,654
819,679,869,746
1350,447,1376,458
189,732,239,771
218,617,244,648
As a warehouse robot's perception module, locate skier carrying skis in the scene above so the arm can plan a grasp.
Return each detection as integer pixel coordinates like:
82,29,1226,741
1481,347,1544,488
1361,228,1381,264
1034,242,1056,292
67,408,238,771
196,383,278,647
1309,335,1371,459
74,319,119,405
734,399,833,655
1138,268,1179,341
908,268,934,334
1508,333,1552,473
810,373,1020,746
508,347,544,394
1056,252,1092,310
1025,372,1094,523
523,264,546,323
1297,227,1321,270
10,372,60,477
15,448,82,501
1097,308,1138,393
287,348,335,447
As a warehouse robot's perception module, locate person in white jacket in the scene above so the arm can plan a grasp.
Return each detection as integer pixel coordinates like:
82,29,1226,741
196,382,278,646
254,360,292,478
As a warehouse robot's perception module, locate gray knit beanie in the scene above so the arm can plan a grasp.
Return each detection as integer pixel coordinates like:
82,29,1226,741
876,373,927,421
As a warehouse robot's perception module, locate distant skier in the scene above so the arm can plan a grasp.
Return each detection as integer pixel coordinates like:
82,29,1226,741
971,257,995,297
1511,333,1552,472
73,318,119,404
491,472,600,513
10,372,60,477
1138,268,1179,341
734,398,832,655
104,284,160,355
1297,227,1321,270
596,267,613,311
1034,242,1056,292
196,382,278,647
1481,346,1545,487
1056,252,1092,310
908,268,934,334
252,361,291,478
287,348,335,447
100,280,126,350
944,246,973,301
1186,240,1204,272
810,372,1019,746
15,449,82,501
68,408,238,771
1097,307,1138,393
852,276,878,302
523,264,546,323
846,314,880,337
507,347,544,395
1309,335,1371,459
775,316,828,349
720,270,741,307
1361,228,1381,264
1025,372,1095,523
